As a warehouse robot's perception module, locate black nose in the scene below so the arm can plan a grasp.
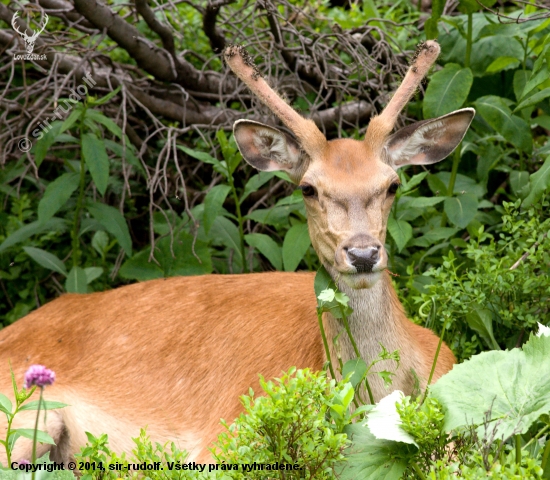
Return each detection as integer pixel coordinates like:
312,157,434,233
347,247,380,273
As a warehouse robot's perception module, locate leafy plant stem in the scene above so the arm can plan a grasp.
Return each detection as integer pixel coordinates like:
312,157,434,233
411,460,427,480
441,147,461,227
515,434,521,465
422,300,447,405
340,309,374,404
71,118,87,268
31,387,43,477
227,171,248,273
541,437,550,470
465,12,472,69
317,310,336,380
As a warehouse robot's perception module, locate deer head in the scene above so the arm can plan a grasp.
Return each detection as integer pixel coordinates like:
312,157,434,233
11,11,49,54
225,42,474,290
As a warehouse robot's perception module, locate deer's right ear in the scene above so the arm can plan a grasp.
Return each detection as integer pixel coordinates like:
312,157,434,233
233,120,307,183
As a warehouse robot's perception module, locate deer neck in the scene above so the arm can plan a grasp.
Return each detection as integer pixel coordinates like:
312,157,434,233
322,272,420,401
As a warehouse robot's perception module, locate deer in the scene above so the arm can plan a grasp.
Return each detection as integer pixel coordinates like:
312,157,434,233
11,11,49,54
0,39,473,467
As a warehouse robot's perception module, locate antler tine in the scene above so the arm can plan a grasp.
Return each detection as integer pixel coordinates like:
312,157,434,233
224,45,327,158
11,12,24,36
365,40,441,155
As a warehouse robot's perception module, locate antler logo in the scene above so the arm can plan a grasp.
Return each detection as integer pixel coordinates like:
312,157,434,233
11,9,48,55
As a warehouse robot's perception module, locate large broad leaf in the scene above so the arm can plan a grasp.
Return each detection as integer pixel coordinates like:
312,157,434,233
0,393,12,415
336,423,410,480
444,193,478,228
474,96,532,153
38,172,80,222
245,233,282,271
23,247,67,276
386,217,412,252
81,132,110,195
203,184,231,235
119,231,212,281
409,227,458,248
87,202,132,256
0,218,67,254
19,400,68,411
431,334,550,439
366,391,418,446
522,155,550,209
342,358,368,389
282,223,311,272
423,64,473,118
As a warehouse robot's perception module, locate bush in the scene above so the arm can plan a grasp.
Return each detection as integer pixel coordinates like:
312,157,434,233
212,368,350,479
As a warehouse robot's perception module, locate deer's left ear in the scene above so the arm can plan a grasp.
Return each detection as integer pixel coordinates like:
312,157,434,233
384,108,475,170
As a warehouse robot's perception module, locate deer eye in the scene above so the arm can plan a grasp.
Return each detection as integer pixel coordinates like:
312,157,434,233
388,182,400,195
298,184,316,198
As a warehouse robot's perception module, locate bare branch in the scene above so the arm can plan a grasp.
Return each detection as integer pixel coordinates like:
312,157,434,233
134,0,176,56
203,0,235,53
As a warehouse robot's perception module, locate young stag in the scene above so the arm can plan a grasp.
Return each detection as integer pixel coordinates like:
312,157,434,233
0,40,472,466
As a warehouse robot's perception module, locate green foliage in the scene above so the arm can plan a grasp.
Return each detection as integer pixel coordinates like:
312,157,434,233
414,198,550,359
212,368,349,479
75,429,194,480
0,367,67,469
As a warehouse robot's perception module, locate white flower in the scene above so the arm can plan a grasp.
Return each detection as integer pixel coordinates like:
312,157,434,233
365,390,417,446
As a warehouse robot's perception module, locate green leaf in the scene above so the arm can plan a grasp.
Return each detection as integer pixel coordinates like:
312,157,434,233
245,233,282,270
19,400,68,411
90,85,121,106
11,428,55,445
91,230,109,256
522,155,550,208
85,109,123,138
0,393,12,415
337,423,409,480
401,171,428,193
509,170,530,198
431,334,550,439
177,145,226,177
485,56,520,74
23,247,67,276
119,231,211,280
65,266,87,293
409,227,458,248
474,96,532,153
424,0,445,39
38,172,80,222
427,175,448,196
408,196,445,209
84,267,103,284
513,70,530,102
423,64,473,118
81,132,110,195
444,193,478,228
342,358,367,388
0,218,67,254
240,172,276,204
465,307,500,350
386,217,412,252
104,139,144,175
203,184,231,235
209,216,243,270
87,202,132,256
282,223,311,271
59,108,82,135
32,122,63,167
515,87,550,112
